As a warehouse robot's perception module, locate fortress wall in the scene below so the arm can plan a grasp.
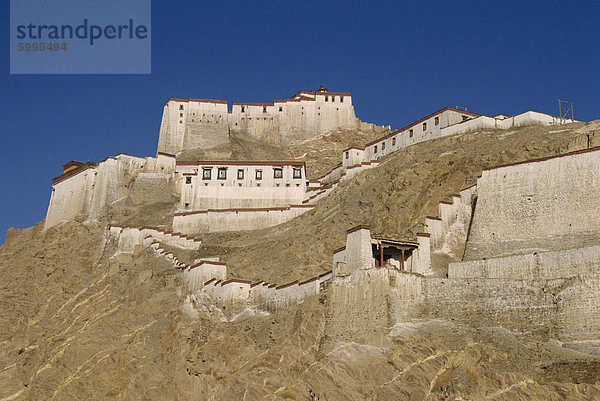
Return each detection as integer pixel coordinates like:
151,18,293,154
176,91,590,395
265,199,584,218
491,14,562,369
230,103,281,142
157,101,187,156
313,94,357,133
425,186,477,267
252,280,321,312
326,263,600,344
345,226,374,271
557,274,600,343
109,225,202,256
184,185,306,210
342,162,379,181
414,278,560,336
184,262,226,293
342,148,365,169
87,157,135,220
362,109,475,162
464,148,600,260
440,115,498,137
172,205,313,234
326,268,559,343
197,272,328,318
182,101,229,150
325,268,391,343
499,111,565,129
317,164,343,184
127,172,173,205
157,99,229,155
450,245,600,280
158,91,357,154
44,168,92,229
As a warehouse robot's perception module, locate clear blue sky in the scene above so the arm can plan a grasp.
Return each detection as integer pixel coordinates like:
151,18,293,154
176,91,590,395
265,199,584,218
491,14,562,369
1,1,599,242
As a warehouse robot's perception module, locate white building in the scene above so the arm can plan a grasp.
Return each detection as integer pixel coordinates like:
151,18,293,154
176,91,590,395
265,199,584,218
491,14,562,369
175,160,307,210
157,85,358,155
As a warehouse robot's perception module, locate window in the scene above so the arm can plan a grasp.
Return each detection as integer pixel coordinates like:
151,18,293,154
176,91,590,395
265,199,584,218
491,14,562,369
382,142,386,151
409,129,413,138
423,122,427,131
325,96,328,102
340,96,344,103
345,151,349,159
241,106,245,113
331,96,335,102
237,169,244,180
263,106,267,113
179,105,184,110
392,137,396,146
256,169,262,180
293,168,302,179
273,168,283,179
279,107,282,112
202,168,212,180
185,176,192,184
374,145,378,153
217,168,227,180
180,113,183,117
435,116,439,126
185,202,190,208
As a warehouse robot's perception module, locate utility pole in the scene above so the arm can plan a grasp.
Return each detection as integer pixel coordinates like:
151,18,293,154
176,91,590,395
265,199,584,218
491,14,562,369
558,100,574,124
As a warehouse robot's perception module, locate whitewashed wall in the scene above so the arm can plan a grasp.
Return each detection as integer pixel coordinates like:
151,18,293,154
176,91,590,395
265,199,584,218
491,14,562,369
172,205,313,234
175,162,307,210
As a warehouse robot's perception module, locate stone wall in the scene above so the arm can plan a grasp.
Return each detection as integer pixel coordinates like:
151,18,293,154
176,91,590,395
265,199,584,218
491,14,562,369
157,89,358,155
325,264,599,347
45,154,176,230
172,205,313,234
464,147,600,260
325,268,391,343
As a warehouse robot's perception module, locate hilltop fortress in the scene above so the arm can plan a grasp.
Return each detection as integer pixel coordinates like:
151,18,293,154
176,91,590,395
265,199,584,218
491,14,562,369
35,85,600,382
157,85,358,154
44,86,571,234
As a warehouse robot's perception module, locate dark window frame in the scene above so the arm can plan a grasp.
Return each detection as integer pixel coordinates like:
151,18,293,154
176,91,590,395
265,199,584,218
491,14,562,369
273,168,283,179
217,168,227,180
202,168,212,180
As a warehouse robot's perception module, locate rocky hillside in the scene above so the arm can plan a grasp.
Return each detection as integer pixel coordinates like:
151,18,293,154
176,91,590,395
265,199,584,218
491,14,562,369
1,120,600,400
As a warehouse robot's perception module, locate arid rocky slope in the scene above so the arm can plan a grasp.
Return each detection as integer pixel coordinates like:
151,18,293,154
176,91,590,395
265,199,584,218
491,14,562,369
1,120,600,400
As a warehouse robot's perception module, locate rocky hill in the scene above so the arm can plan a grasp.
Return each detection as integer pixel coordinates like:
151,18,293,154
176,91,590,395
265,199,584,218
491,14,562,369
1,120,600,400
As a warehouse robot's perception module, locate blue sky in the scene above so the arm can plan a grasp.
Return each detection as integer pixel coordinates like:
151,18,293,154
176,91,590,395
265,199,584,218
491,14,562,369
1,1,599,242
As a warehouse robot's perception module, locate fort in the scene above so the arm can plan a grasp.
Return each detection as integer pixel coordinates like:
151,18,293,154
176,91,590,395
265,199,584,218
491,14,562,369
157,85,358,154
44,86,572,235
14,85,600,399
103,145,600,353
41,86,600,359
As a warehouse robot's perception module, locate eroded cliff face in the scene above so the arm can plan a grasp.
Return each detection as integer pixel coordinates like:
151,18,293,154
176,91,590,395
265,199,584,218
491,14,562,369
2,121,600,400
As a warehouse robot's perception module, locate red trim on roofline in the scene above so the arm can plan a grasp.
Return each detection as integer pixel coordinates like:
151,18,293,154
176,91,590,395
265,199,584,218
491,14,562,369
364,107,481,148
176,160,305,167
165,97,227,106
483,145,600,172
